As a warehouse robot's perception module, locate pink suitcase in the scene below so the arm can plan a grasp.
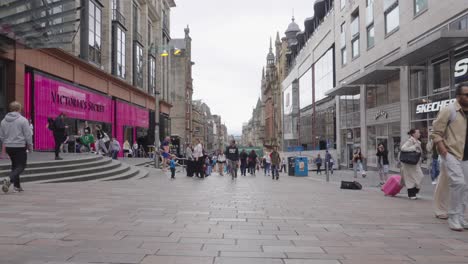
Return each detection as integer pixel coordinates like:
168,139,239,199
382,175,403,196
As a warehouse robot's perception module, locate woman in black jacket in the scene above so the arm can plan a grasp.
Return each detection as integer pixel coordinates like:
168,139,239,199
376,143,389,185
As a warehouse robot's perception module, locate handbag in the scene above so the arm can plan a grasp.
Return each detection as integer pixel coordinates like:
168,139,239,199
102,132,110,143
399,151,421,165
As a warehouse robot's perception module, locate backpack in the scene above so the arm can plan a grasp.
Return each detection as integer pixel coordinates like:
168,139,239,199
340,181,362,190
47,118,55,131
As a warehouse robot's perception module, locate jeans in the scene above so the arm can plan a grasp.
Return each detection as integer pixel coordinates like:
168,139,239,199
111,150,118,160
377,163,389,183
240,162,247,175
431,157,440,181
354,161,363,177
316,164,322,174
96,139,108,154
264,163,271,175
271,165,279,179
442,153,468,219
170,167,175,178
228,160,238,177
6,147,27,188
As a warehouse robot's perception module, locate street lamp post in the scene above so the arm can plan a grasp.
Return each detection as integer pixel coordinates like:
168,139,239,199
154,90,160,169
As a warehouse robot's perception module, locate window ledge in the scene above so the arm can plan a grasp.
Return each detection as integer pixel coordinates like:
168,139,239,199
367,44,375,51
413,8,428,20
385,27,400,39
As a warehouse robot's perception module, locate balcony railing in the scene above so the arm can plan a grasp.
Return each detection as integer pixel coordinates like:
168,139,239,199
112,9,126,27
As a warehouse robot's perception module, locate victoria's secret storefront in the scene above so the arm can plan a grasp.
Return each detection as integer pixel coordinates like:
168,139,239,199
26,72,150,154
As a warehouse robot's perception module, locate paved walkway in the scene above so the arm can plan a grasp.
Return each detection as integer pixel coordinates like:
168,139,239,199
0,169,467,264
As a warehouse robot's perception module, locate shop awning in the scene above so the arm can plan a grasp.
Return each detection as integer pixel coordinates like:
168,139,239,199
347,62,399,85
385,29,468,66
326,83,360,97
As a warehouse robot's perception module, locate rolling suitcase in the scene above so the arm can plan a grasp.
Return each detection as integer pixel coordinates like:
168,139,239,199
382,175,403,196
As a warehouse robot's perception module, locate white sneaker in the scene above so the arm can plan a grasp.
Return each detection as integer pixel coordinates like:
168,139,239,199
432,180,437,185
459,217,468,230
449,216,463,231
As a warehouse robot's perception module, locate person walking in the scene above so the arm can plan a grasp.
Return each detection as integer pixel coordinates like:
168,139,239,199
263,152,271,176
225,140,239,180
400,129,424,200
353,148,364,178
270,147,281,180
193,139,204,178
170,155,178,179
315,154,323,174
431,82,468,231
280,157,287,173
161,137,171,171
185,144,194,177
0,102,33,193
427,135,441,185
52,113,67,160
95,125,109,156
248,150,258,175
325,150,333,174
240,149,248,176
376,144,389,186
109,137,121,160
217,150,226,176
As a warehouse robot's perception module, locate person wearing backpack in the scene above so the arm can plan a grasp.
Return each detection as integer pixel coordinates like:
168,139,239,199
431,82,468,231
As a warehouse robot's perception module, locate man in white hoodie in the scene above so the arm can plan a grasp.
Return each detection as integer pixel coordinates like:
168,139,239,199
0,102,33,193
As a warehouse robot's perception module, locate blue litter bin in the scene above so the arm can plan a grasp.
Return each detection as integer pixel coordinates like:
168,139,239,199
294,157,308,177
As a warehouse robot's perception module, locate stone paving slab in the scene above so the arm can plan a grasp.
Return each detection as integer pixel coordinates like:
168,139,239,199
1,168,468,264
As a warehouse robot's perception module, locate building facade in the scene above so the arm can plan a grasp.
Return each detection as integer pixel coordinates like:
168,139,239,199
0,0,177,154
328,0,468,170
281,0,336,152
280,0,468,171
170,26,193,147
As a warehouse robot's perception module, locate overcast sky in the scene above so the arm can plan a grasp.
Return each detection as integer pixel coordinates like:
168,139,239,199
171,0,314,136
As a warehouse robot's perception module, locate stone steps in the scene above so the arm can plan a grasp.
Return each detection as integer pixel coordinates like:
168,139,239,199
0,154,148,183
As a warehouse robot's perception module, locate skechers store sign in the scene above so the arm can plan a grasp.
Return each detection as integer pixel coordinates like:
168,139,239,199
415,99,456,114
455,57,468,83
51,91,105,112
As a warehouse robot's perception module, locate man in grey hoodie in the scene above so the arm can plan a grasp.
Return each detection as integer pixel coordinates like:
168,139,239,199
0,101,33,193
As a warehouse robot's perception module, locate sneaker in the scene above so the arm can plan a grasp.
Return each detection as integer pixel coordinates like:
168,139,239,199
436,214,449,220
13,187,23,193
409,196,417,200
449,216,464,231
459,217,468,229
432,180,437,185
2,178,11,193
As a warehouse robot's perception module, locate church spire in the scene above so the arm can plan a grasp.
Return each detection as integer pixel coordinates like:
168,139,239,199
267,37,275,66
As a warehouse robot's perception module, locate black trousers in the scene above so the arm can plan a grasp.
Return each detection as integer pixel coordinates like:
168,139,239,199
407,187,420,198
54,134,63,157
6,147,27,188
186,160,194,177
195,158,205,177
170,168,175,178
240,162,247,175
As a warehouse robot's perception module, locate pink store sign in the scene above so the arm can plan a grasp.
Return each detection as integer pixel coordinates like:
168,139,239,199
116,101,149,128
33,73,112,151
